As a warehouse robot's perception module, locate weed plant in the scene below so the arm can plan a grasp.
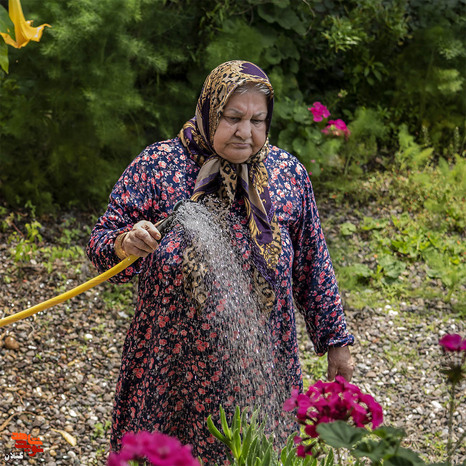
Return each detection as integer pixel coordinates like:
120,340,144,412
323,129,465,317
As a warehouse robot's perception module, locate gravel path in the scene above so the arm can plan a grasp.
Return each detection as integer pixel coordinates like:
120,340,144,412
0,209,464,464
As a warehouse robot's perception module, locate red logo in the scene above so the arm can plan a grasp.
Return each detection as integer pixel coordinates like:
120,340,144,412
10,432,43,457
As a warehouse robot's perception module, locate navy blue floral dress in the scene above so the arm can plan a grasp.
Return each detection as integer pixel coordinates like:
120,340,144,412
87,137,354,464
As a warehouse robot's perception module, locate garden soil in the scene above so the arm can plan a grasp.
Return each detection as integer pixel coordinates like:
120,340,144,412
0,205,464,464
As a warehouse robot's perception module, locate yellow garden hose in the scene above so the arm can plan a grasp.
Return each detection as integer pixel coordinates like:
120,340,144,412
0,255,139,328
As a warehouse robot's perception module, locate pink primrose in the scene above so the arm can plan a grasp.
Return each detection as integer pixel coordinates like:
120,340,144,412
439,334,466,352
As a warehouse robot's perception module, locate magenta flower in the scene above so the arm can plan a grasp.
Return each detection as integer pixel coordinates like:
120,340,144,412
439,334,466,353
308,102,331,122
283,376,383,456
107,431,200,466
283,388,300,412
321,119,351,138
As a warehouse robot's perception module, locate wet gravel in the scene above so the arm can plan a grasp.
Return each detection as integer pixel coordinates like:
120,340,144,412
0,209,464,464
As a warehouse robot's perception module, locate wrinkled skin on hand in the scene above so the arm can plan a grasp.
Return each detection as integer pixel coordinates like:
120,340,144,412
122,221,161,258
327,346,354,382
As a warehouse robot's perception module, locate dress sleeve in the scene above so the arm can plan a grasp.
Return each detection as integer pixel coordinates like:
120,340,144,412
86,151,160,283
290,172,354,356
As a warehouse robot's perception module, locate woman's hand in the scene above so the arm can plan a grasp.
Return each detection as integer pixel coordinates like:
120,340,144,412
327,346,354,382
121,221,161,258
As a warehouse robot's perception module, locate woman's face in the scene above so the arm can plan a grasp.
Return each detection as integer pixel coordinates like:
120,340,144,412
213,91,268,163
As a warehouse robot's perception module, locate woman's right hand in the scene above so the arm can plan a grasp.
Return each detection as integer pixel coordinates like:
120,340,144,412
121,221,162,258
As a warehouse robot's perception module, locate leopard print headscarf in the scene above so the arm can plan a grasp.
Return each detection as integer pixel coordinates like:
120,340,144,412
179,60,281,313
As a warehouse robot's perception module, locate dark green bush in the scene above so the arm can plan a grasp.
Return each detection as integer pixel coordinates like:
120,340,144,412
0,0,464,210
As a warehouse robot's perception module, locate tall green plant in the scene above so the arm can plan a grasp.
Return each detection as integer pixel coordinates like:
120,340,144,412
0,0,464,210
0,0,202,210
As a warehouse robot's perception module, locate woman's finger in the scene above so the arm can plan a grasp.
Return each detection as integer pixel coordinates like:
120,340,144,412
122,221,161,257
132,227,159,250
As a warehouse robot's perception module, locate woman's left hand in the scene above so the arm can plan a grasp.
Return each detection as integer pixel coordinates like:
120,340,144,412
327,346,354,382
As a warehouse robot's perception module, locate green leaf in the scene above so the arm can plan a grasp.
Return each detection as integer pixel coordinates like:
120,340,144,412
361,216,388,231
353,439,389,461
352,263,373,279
316,421,367,449
241,422,254,459
0,5,14,38
207,414,226,444
247,437,259,464
260,443,272,466
220,405,232,440
271,0,290,6
232,405,241,433
233,428,242,459
264,46,282,65
372,425,406,441
340,222,357,236
0,39,8,73
282,448,295,466
384,446,425,465
257,5,306,35
324,449,335,465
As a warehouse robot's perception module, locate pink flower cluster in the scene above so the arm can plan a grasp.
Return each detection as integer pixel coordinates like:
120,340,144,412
308,102,330,122
308,102,350,138
439,334,466,353
107,431,200,466
321,119,351,138
283,376,383,457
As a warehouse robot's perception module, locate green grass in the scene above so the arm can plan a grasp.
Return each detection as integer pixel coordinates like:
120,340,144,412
322,153,465,317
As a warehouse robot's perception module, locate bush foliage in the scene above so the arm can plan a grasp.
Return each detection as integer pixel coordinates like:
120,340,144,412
0,0,464,210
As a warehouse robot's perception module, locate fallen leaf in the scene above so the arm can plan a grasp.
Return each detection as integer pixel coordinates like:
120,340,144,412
52,428,77,446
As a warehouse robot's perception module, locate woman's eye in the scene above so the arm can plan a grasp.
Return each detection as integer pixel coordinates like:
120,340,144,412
225,116,240,123
252,119,265,125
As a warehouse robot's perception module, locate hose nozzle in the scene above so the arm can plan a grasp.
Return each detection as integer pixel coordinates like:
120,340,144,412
156,199,191,237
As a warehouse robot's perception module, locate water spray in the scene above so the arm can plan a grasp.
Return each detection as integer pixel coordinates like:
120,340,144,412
0,200,186,328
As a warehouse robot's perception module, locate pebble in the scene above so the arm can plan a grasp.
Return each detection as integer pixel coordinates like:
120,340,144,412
4,336,20,350
431,401,444,411
1,207,465,465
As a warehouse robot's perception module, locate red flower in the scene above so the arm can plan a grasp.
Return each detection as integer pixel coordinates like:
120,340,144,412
439,334,466,352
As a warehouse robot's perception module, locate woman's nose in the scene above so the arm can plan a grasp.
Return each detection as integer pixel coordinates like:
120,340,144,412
235,120,252,139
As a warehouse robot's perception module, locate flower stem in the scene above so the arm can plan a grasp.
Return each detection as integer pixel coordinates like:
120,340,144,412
446,380,457,465
448,431,465,459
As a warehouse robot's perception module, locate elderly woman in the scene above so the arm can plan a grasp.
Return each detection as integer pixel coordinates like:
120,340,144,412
87,60,354,463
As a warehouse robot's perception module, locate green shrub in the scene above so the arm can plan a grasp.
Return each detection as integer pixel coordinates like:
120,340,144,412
0,0,464,210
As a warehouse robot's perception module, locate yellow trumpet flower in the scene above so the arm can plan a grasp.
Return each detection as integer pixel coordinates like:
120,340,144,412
0,0,50,49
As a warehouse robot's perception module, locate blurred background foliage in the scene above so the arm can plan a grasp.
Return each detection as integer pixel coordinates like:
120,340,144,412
0,0,465,210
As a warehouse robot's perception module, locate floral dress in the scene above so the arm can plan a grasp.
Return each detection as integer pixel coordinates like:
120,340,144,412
87,137,354,464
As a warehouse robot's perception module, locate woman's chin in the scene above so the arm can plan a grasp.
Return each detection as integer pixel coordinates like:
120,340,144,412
219,150,252,164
